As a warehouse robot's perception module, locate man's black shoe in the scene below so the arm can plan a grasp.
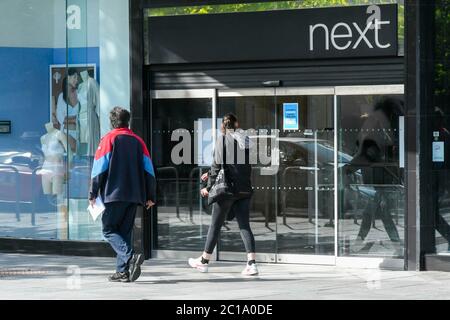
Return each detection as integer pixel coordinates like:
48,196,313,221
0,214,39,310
129,254,144,282
108,271,130,282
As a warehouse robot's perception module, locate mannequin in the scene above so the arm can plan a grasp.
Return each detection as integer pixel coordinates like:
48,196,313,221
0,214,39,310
78,70,100,156
40,122,69,195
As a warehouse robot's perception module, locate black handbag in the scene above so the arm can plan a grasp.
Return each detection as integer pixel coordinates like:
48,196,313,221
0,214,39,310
207,136,235,205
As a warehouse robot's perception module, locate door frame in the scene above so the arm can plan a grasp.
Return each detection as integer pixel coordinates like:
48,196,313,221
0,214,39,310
150,85,405,269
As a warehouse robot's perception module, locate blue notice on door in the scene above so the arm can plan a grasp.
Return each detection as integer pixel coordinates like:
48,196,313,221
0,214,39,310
283,103,299,130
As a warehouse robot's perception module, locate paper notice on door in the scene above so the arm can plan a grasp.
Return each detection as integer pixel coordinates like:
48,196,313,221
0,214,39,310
433,141,445,162
87,197,105,222
283,103,299,131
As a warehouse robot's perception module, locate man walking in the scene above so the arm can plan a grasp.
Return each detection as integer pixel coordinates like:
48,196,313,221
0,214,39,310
89,107,156,282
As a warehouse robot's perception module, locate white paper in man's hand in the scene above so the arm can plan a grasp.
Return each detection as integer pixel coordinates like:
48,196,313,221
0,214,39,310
87,197,105,222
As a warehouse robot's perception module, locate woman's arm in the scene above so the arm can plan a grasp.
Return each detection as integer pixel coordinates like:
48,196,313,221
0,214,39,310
55,94,65,128
206,135,224,191
56,131,69,152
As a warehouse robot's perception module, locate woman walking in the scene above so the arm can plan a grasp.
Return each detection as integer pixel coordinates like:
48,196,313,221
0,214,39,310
188,113,258,276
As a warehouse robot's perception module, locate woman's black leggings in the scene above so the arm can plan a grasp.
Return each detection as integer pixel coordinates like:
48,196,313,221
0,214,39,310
204,197,255,254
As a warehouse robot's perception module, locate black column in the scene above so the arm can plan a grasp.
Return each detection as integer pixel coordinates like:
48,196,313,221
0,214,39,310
418,0,439,268
130,0,151,259
405,0,419,271
405,0,437,271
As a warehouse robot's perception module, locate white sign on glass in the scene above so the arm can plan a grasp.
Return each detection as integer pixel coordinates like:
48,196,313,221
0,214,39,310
433,141,445,163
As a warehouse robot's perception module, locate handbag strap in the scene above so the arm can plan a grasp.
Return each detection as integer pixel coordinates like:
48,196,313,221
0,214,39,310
222,134,226,167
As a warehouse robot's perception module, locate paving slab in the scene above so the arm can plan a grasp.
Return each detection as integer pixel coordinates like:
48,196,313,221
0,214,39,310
0,253,449,300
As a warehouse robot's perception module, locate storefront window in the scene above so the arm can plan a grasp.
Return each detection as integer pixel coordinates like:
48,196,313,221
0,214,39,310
0,0,130,241
152,98,213,251
338,94,405,258
432,0,450,254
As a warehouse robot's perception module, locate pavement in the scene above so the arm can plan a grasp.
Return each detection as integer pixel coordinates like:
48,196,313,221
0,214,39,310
1,253,450,300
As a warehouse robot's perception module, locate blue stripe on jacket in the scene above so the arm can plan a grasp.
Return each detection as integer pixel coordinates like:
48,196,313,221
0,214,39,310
91,152,111,179
143,155,155,177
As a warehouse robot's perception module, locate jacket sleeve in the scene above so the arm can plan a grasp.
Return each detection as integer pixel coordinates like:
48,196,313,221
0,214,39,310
89,171,108,200
142,145,157,203
206,135,223,191
89,137,110,200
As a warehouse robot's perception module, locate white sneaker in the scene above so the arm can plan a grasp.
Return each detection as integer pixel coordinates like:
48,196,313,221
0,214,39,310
242,263,259,276
188,257,209,273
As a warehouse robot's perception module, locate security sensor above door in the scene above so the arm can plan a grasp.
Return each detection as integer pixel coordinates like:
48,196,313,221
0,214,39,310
262,81,282,87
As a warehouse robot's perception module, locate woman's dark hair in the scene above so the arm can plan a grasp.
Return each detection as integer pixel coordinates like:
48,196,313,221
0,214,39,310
62,68,78,105
110,106,130,129
374,97,405,129
67,67,77,77
221,113,238,133
374,97,405,118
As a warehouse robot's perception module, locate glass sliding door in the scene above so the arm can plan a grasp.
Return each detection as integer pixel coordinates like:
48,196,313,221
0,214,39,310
151,90,215,254
216,88,335,263
336,86,405,260
275,90,335,262
149,85,405,267
217,89,277,262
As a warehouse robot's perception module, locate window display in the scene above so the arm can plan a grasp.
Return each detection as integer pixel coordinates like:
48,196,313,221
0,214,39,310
51,65,98,156
40,122,69,196
0,0,130,241
78,70,100,157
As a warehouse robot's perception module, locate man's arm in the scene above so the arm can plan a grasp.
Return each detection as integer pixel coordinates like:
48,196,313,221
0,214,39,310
144,168,156,203
144,171,156,209
89,137,110,201
89,170,108,201
142,145,156,206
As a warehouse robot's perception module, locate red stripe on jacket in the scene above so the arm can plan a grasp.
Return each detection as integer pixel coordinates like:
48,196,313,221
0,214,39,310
95,128,150,161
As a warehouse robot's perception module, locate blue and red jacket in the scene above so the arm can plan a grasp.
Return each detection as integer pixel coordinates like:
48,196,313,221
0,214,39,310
89,127,156,205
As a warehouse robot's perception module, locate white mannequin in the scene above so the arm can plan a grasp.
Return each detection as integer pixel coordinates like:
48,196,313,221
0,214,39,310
78,70,100,156
40,122,69,195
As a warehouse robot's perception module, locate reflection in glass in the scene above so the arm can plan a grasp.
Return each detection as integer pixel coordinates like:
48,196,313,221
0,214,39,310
218,96,277,255
61,67,103,240
338,95,405,258
152,98,213,251
0,0,128,241
0,0,72,240
218,95,335,256
39,122,69,239
276,95,335,255
65,0,103,240
432,0,450,254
